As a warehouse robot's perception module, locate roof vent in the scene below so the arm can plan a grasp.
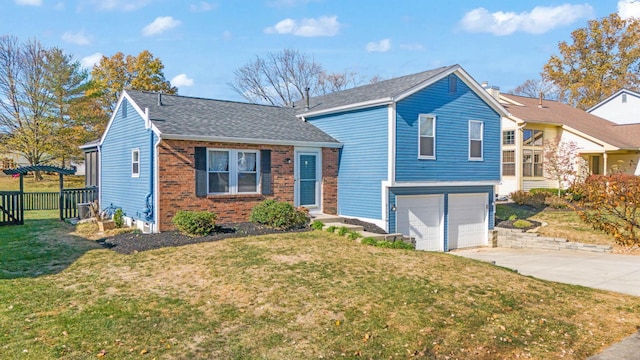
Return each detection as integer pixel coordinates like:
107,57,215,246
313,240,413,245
157,93,162,106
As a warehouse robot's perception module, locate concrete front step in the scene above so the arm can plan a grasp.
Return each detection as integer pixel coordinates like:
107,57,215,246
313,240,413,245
322,222,363,232
311,214,345,224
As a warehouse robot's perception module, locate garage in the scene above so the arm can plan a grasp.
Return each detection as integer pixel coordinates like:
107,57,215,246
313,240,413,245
448,193,488,250
396,195,444,251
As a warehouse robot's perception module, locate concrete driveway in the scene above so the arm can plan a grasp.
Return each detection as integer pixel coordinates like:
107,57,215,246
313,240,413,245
452,248,640,297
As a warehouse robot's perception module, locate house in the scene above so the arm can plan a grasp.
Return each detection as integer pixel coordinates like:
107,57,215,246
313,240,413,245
97,90,341,233
587,88,640,125
494,89,640,196
297,65,507,251
98,64,507,251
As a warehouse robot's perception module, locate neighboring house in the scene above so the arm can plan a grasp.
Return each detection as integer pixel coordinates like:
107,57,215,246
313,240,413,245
494,89,640,196
297,65,507,251
587,88,640,125
98,65,506,251
97,90,340,234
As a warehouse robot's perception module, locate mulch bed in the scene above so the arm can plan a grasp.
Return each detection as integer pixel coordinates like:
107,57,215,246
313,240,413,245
98,222,310,254
342,218,387,234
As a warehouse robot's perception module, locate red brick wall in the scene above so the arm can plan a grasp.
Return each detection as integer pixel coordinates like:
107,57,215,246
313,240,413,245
157,139,337,231
322,147,339,215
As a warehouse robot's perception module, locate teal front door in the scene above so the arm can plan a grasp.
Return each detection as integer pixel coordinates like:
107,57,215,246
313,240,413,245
297,153,318,208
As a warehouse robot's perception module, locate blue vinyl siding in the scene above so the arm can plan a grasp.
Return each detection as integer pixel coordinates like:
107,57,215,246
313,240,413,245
395,75,501,182
306,106,388,220
100,99,155,223
388,185,495,249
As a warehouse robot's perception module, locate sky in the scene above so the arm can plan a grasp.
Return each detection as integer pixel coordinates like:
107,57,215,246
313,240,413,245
2,0,639,102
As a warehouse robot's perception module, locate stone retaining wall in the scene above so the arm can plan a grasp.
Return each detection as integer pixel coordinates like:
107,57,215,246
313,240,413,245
495,228,612,253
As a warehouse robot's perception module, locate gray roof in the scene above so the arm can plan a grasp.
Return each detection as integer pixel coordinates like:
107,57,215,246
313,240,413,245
296,65,459,115
125,90,340,146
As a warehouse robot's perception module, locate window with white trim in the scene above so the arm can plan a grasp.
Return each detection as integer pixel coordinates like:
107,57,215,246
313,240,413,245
131,149,140,177
418,114,435,158
502,150,515,176
469,120,483,160
503,130,515,145
522,129,544,177
208,149,259,194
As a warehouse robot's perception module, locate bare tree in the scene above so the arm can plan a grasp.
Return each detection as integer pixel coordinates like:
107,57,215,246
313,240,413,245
229,49,376,106
508,78,564,101
0,36,54,178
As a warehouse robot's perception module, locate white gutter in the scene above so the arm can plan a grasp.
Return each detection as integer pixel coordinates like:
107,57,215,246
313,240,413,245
160,133,343,148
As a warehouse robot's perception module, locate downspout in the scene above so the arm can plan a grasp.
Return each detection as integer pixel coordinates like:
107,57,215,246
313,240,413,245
154,134,161,232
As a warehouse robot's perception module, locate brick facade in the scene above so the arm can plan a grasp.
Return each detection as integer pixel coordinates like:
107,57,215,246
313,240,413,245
157,139,338,231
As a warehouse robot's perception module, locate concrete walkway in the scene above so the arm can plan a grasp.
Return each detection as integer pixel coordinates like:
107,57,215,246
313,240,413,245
452,247,640,360
452,247,640,296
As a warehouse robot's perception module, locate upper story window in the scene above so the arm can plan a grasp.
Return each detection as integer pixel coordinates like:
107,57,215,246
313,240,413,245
523,129,543,146
208,149,259,194
131,149,140,177
418,114,436,159
502,150,515,176
503,130,515,145
448,74,457,93
469,120,483,160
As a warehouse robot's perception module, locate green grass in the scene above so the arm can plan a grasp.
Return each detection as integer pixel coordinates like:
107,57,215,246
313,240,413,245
1,223,640,359
0,174,85,192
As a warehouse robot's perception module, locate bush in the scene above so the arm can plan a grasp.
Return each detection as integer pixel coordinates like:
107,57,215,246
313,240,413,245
337,226,349,236
359,237,414,249
509,190,546,208
530,188,565,196
172,210,217,237
311,220,324,230
325,225,337,233
513,219,533,229
360,237,378,245
544,196,569,209
113,208,125,228
348,231,360,240
249,199,309,230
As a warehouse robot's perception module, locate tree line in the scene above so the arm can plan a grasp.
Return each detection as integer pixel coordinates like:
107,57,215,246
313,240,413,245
0,35,175,178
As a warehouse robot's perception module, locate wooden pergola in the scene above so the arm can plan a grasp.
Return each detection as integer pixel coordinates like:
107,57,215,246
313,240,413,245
2,165,77,221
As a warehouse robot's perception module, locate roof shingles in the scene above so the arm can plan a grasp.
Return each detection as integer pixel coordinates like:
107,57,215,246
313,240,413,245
125,90,340,146
502,94,640,149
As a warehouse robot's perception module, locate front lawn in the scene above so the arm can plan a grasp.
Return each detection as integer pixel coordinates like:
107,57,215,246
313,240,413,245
1,217,639,359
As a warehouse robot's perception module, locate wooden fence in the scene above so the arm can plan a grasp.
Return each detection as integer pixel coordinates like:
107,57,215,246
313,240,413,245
0,191,23,226
60,187,98,219
23,192,59,210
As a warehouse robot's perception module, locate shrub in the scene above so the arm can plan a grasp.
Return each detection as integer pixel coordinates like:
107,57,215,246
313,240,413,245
249,199,309,230
513,219,533,229
530,188,565,196
508,214,517,221
172,210,217,237
348,231,360,240
509,190,546,208
544,196,569,209
311,220,324,230
360,237,377,245
113,208,125,228
337,226,349,236
325,225,337,233
572,174,640,247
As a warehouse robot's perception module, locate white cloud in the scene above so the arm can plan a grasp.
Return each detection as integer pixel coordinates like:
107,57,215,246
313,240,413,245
171,73,194,87
264,16,341,37
89,0,150,11
142,16,181,37
15,0,42,5
460,4,594,36
190,1,216,12
80,52,103,69
618,0,640,20
62,31,91,46
399,43,424,51
366,39,391,52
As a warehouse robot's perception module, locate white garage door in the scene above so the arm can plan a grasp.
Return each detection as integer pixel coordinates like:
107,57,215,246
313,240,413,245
396,195,444,251
448,193,488,250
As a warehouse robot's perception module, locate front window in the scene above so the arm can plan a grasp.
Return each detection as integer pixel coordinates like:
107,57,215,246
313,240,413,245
131,149,140,177
208,149,259,194
418,114,435,159
469,121,483,160
502,150,515,176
